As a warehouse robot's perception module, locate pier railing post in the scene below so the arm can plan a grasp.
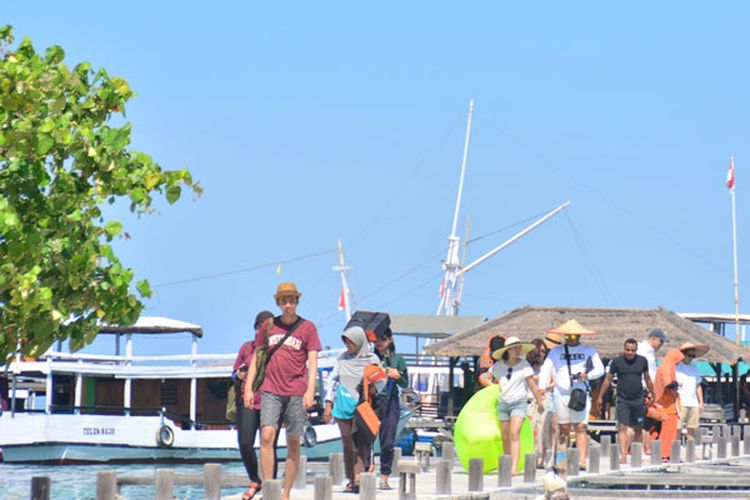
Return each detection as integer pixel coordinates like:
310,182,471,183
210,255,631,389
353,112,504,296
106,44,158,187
442,441,454,460
731,435,741,457
718,435,728,459
630,442,643,468
394,446,402,468
96,470,117,500
263,479,283,500
670,440,681,464
497,455,512,487
589,445,600,473
155,469,175,500
744,432,750,456
204,463,221,500
600,435,611,458
523,453,536,483
329,452,344,485
436,459,452,494
650,441,661,465
30,477,51,500
468,458,484,491
567,449,580,476
294,455,307,489
314,476,332,500
609,445,620,471
685,440,696,463
359,472,376,500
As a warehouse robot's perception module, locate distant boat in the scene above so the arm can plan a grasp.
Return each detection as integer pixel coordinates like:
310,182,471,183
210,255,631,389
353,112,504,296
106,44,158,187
0,316,412,464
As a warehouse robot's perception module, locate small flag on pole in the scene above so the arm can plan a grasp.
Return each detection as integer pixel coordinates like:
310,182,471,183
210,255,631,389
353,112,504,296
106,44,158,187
338,287,346,311
439,278,446,298
275,263,281,275
727,158,735,190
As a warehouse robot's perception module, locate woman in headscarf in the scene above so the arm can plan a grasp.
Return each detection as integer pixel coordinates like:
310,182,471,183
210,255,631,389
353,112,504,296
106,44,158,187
323,326,384,493
649,348,685,461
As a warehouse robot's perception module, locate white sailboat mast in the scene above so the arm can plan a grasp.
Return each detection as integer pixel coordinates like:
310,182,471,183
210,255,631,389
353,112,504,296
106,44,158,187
333,239,352,322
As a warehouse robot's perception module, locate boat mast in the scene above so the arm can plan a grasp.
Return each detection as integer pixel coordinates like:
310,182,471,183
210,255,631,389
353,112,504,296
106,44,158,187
333,239,352,322
437,99,475,316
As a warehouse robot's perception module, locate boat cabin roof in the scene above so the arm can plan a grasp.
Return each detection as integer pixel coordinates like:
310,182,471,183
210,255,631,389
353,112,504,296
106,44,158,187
98,316,203,337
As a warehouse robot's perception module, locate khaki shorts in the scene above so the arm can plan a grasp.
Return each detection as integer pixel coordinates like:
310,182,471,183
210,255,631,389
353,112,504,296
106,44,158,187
680,406,700,429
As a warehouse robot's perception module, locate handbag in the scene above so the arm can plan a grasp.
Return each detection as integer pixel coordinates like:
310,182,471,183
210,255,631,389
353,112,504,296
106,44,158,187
353,364,386,444
564,344,588,412
331,384,358,420
226,341,250,422
252,317,303,392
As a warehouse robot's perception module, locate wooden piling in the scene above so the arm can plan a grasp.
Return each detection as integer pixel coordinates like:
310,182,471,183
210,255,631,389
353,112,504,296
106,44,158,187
96,470,117,500
609,445,620,471
155,469,175,500
359,472,376,500
686,440,696,463
314,476,333,500
670,440,681,464
589,445,601,474
30,477,51,500
523,453,536,483
567,449,580,476
436,459,452,494
497,455,512,487
651,441,661,465
263,479,283,500
329,452,344,485
294,455,307,489
468,458,484,491
631,442,643,468
204,463,221,500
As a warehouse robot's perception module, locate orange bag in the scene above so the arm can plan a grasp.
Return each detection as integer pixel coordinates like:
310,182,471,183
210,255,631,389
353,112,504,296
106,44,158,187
353,365,386,443
646,399,668,422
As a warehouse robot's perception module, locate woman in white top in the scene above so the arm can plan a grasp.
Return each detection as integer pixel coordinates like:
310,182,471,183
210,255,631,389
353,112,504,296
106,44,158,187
491,336,544,475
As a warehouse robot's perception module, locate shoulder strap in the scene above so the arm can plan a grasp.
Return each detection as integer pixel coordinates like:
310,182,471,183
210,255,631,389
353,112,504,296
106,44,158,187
564,343,575,383
267,317,304,360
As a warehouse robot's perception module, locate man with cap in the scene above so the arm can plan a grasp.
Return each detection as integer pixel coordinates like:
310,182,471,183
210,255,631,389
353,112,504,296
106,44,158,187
676,342,709,442
538,319,605,469
636,329,666,454
245,283,322,500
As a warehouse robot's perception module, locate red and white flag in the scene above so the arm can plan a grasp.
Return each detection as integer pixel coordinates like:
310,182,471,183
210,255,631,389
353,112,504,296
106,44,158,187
439,279,446,298
727,158,735,190
338,287,346,311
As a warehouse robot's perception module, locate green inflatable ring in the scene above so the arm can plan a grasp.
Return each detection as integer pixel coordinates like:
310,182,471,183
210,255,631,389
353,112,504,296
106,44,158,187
453,384,535,473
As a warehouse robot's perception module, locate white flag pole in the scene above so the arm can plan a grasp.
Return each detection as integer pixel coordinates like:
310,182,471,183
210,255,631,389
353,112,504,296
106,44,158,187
730,157,740,345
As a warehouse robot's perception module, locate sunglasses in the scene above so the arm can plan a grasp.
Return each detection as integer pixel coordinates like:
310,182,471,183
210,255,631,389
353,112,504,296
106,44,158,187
685,353,696,359
278,297,298,305
506,366,513,380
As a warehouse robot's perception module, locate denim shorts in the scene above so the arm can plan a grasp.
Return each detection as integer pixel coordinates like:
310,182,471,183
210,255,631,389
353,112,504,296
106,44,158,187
497,398,528,420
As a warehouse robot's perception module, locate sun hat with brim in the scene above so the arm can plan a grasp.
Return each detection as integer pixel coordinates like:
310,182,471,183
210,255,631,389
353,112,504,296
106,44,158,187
492,336,536,360
679,342,710,358
546,319,597,336
274,282,302,299
543,332,564,350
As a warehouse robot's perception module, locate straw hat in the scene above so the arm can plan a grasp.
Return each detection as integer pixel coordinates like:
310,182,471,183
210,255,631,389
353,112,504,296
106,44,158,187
274,282,302,299
679,342,710,358
546,319,597,336
543,332,564,350
492,336,535,360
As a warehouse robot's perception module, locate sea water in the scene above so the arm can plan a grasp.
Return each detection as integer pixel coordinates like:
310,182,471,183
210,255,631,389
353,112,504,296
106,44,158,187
0,462,251,499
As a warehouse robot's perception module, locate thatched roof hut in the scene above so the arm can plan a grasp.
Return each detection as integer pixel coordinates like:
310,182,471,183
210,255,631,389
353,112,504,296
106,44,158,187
424,306,750,364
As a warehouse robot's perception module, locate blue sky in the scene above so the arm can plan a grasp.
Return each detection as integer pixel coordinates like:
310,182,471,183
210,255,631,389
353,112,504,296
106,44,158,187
6,2,750,355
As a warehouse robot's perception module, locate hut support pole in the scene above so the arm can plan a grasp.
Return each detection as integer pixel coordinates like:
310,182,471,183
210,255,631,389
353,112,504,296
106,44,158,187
448,357,458,417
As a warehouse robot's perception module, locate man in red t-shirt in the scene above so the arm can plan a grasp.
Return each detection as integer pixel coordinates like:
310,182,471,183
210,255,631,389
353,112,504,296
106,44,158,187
245,282,321,500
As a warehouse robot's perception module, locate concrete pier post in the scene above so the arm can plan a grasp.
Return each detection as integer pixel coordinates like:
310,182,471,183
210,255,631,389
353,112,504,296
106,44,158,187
436,459,452,494
359,472,376,500
155,469,175,500
96,470,117,500
314,476,333,500
293,455,308,489
468,458,484,491
262,479,283,500
567,449,580,476
204,463,221,500
731,435,741,457
744,434,750,456
442,441,454,460
497,455,512,487
394,446,402,468
523,453,537,483
609,445,620,471
686,440,696,463
670,440,681,464
30,477,51,500
651,441,661,465
600,435,611,457
718,436,728,459
630,442,643,468
589,446,601,474
329,453,344,485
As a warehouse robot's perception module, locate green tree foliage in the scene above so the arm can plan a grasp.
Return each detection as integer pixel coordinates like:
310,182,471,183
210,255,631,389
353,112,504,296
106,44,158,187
0,26,201,360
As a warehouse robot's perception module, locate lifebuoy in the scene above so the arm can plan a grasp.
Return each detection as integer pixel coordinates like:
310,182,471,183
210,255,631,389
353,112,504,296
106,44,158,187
156,425,174,447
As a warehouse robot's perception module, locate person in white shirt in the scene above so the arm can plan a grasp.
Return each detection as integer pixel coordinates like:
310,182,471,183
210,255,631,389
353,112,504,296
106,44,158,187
636,328,667,454
491,336,544,475
675,342,709,441
538,320,605,470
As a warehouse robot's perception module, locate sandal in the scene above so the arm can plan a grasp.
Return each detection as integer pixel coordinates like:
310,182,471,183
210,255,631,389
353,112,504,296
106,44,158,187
343,482,360,494
379,479,392,490
242,481,261,500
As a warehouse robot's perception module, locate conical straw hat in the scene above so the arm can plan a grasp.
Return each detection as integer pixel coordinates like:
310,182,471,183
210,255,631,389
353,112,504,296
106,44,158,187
546,319,597,336
679,342,710,358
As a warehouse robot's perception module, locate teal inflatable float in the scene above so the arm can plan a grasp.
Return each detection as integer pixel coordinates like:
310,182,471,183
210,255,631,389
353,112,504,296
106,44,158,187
453,384,535,473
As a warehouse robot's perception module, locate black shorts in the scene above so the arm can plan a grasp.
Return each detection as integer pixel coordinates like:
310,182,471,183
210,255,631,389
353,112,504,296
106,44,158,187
616,397,645,428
